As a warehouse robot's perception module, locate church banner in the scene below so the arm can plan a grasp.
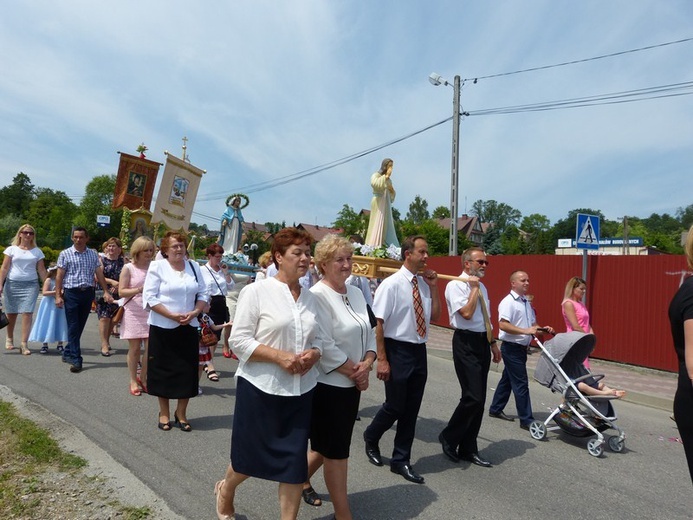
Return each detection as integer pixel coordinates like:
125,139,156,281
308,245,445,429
112,152,161,211
151,152,205,233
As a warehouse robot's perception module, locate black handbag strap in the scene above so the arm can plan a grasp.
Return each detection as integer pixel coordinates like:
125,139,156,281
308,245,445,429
205,264,225,294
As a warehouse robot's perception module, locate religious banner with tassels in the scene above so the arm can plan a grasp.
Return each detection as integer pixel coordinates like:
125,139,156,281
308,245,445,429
151,151,205,233
112,150,161,211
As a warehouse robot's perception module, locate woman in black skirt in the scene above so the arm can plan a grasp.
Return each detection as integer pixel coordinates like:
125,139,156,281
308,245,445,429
143,233,208,432
669,224,693,485
200,243,233,381
214,228,347,520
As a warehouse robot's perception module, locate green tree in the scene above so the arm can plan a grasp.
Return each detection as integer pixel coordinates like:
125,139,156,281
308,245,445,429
405,195,430,224
264,221,286,234
332,204,367,239
432,205,450,219
75,174,122,246
399,219,448,256
520,213,554,254
0,214,24,246
0,172,35,220
27,188,78,249
677,204,693,229
471,200,521,234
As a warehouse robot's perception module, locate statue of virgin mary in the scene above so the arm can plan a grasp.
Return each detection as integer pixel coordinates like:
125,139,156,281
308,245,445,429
219,194,248,256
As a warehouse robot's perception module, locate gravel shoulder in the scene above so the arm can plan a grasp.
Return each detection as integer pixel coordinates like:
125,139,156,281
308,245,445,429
0,385,182,520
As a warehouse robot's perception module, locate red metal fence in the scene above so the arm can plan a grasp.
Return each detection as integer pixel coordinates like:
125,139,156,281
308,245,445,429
427,254,689,373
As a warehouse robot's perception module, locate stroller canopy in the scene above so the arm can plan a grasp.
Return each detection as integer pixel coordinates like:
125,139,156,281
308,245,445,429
534,332,596,390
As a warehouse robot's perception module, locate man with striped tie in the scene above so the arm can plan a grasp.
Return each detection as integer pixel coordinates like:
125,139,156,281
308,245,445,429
363,235,440,485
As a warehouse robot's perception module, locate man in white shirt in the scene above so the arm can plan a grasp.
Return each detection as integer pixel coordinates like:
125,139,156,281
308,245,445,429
439,247,500,468
488,271,554,429
363,235,440,485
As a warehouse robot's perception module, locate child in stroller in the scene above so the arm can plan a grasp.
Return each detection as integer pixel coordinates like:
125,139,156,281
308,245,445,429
532,331,626,457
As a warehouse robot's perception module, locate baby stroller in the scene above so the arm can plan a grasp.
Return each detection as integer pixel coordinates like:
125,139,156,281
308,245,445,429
531,331,626,457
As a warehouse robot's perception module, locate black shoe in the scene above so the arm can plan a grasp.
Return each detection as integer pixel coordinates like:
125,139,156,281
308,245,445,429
459,452,492,468
390,464,424,484
489,411,515,422
69,364,82,373
438,432,460,463
520,423,530,431
363,431,383,466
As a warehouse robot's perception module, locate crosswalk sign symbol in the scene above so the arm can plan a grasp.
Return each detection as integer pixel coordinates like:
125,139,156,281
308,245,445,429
576,213,600,250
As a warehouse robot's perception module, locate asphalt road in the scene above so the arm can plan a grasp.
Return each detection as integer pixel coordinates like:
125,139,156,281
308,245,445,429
1,316,691,520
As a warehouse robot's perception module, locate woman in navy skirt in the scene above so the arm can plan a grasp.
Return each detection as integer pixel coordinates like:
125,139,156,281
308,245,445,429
214,228,346,520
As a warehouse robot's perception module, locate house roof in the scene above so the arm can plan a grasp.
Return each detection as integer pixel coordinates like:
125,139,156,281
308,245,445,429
296,223,343,241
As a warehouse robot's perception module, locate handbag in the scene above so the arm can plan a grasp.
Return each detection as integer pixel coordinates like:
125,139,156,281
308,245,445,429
111,296,134,325
0,305,8,330
199,317,218,347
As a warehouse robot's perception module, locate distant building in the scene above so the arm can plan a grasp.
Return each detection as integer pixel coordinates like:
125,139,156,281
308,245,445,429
436,215,486,245
554,237,670,255
296,223,343,242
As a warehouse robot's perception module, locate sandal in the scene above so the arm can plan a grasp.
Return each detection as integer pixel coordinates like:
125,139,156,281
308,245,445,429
20,343,31,356
174,413,192,432
301,486,322,507
206,369,220,382
158,414,171,431
5,338,14,350
222,346,232,359
214,480,234,520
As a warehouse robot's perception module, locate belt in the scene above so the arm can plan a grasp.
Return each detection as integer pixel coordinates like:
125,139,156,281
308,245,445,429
502,340,530,348
458,329,486,336
65,286,94,291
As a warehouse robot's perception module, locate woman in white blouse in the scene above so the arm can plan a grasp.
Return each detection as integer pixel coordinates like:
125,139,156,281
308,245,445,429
143,233,208,432
0,224,47,354
214,228,346,520
302,235,376,520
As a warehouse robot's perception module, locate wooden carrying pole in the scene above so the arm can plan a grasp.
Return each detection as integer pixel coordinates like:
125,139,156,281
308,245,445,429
377,266,467,283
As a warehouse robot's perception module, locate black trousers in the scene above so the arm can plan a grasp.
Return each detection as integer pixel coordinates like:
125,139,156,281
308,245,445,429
440,329,491,455
365,338,427,467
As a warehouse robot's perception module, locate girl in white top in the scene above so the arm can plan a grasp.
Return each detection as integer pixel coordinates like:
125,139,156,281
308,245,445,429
0,224,47,354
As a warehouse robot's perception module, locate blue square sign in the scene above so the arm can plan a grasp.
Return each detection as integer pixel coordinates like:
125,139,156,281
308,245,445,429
576,213,600,250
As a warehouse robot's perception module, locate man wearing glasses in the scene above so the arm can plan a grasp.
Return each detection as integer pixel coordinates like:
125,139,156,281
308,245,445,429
55,227,113,373
439,247,500,468
488,271,554,430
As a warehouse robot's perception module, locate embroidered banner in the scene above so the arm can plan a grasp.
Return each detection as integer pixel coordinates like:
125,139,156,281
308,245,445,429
151,152,205,233
112,152,161,211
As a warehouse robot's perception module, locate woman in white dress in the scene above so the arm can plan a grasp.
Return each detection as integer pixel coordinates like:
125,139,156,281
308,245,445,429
0,224,47,354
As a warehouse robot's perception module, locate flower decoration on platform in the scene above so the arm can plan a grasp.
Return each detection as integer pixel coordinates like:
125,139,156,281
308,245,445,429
353,242,401,260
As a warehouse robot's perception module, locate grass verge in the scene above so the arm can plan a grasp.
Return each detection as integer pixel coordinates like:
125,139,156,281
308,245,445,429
0,400,153,519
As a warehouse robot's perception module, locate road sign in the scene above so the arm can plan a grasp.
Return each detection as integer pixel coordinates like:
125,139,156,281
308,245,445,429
576,213,600,250
96,215,111,228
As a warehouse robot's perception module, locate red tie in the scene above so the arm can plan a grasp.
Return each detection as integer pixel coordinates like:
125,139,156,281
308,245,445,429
412,276,426,338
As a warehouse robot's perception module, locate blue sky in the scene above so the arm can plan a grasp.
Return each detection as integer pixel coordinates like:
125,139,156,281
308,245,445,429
1,1,692,234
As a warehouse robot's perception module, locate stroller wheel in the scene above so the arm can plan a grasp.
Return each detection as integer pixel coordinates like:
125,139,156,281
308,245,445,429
587,438,604,457
607,436,625,453
529,420,547,440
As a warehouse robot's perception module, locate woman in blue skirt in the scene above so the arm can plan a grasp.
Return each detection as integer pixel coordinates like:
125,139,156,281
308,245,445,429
214,228,346,520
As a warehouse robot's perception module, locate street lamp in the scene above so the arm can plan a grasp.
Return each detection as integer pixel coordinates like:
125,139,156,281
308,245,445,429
429,72,461,256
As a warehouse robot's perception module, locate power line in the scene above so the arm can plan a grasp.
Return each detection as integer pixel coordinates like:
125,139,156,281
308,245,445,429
196,117,451,201
469,80,693,116
464,37,693,83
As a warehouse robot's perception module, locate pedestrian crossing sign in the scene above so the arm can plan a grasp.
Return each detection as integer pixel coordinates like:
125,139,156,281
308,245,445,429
576,213,600,250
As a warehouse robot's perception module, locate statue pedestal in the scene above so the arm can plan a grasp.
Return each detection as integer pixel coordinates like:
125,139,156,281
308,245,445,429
351,255,402,279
